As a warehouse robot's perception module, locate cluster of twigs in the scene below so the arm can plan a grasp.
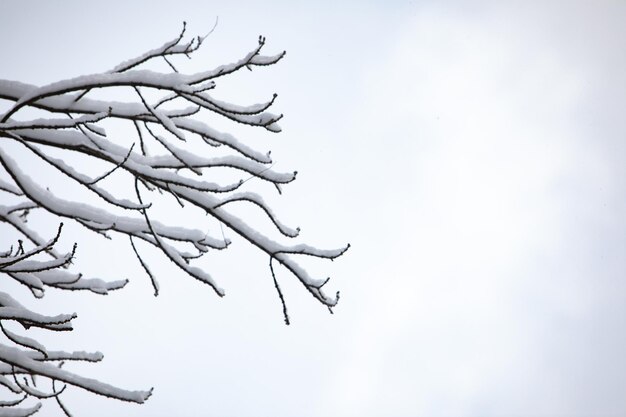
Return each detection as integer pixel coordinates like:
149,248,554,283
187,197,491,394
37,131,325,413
0,23,348,416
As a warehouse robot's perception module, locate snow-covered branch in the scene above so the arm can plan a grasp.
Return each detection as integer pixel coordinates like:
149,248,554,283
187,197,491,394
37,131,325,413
0,25,347,415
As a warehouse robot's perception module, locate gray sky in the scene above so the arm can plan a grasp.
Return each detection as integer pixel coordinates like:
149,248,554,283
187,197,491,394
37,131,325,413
1,1,625,416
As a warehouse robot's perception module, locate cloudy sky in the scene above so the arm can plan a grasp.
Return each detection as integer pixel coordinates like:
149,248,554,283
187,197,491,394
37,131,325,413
1,1,625,416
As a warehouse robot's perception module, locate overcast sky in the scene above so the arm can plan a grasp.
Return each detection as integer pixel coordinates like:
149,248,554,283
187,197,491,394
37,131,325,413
1,1,625,416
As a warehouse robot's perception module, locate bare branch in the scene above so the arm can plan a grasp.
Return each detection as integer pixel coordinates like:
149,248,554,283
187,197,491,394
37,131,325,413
88,142,135,185
129,236,159,296
53,373,73,417
269,257,290,325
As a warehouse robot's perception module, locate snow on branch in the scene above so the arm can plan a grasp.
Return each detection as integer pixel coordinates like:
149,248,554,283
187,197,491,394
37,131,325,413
0,25,348,415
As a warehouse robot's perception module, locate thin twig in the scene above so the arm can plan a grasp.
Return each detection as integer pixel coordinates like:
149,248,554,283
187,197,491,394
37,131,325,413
129,235,159,296
269,256,290,325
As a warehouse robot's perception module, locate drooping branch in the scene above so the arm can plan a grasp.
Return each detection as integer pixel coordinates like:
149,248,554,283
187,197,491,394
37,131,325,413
0,344,152,403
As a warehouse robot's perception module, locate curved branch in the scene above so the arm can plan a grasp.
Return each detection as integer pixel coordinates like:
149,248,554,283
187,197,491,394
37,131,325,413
213,192,300,238
0,344,152,404
0,402,42,417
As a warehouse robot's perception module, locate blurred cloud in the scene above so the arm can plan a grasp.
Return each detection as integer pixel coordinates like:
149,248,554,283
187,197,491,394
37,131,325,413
321,2,626,416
